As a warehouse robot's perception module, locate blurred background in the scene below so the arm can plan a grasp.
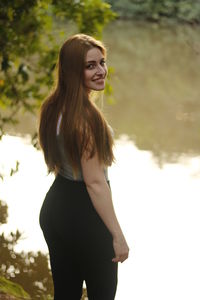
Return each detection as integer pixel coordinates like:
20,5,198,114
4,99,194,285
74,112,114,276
0,1,200,299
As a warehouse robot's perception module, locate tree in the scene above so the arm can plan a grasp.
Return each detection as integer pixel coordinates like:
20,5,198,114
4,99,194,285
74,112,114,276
106,0,200,23
0,275,30,299
0,200,53,298
0,0,115,141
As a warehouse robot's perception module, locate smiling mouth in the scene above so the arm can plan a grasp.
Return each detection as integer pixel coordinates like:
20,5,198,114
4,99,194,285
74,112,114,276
93,78,105,82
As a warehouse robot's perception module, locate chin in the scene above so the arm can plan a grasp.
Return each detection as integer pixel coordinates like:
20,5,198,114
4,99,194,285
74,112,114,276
93,84,105,91
85,83,105,92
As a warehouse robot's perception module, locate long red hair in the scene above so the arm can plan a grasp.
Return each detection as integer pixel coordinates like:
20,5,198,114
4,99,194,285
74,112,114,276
39,34,114,177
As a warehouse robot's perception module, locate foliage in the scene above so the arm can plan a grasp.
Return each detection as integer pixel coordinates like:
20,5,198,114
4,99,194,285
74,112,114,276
0,230,54,299
0,0,115,140
0,0,52,139
0,201,54,299
0,276,30,299
0,200,8,225
81,287,88,299
106,0,200,23
52,0,116,37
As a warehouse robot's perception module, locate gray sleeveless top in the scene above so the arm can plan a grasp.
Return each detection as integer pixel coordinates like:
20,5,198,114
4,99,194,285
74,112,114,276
56,115,109,181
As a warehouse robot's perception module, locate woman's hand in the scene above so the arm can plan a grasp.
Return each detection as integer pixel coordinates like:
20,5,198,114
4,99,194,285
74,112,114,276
112,234,129,263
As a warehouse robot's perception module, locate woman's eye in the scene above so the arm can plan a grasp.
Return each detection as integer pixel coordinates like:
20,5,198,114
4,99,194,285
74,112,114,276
86,60,106,69
86,64,95,69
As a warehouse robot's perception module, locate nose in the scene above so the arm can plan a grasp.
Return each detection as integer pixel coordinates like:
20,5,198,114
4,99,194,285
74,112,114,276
96,64,106,75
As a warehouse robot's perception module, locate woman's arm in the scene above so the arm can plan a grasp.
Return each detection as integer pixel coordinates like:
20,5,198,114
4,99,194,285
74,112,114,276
81,152,129,263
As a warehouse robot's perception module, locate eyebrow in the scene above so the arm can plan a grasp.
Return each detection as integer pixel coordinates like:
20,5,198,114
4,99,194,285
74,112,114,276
86,60,96,64
85,58,105,64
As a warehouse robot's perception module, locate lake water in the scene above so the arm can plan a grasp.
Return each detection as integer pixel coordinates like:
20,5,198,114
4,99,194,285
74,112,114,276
1,21,200,299
0,134,200,300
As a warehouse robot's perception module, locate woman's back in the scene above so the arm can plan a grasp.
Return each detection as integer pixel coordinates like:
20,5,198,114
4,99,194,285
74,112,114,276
39,33,129,300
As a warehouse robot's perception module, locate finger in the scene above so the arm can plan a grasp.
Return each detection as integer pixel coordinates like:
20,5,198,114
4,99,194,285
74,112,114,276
112,250,129,263
112,256,120,263
113,254,128,263
112,256,124,263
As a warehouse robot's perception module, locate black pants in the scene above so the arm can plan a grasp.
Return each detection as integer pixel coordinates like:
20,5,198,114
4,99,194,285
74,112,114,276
39,174,118,300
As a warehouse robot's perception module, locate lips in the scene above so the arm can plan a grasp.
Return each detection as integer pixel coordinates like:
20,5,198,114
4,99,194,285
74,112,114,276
93,77,105,83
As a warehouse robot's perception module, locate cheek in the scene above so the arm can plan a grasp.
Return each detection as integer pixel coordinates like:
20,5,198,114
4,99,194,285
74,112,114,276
84,70,93,82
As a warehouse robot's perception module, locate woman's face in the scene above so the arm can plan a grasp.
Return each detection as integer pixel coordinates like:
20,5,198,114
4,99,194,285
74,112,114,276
84,47,107,92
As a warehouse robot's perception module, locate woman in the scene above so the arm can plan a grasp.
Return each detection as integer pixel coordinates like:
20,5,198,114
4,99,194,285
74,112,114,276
39,34,129,300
